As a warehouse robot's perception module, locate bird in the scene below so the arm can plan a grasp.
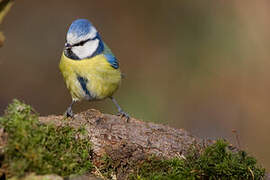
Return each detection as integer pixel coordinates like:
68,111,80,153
59,19,129,121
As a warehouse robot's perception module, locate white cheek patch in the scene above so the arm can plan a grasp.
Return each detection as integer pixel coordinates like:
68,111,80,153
72,39,99,59
67,27,97,45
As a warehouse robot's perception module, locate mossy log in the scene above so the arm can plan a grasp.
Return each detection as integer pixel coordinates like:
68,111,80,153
39,110,267,179
0,101,267,179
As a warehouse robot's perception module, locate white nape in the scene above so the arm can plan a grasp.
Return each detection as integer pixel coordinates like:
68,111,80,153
72,39,99,59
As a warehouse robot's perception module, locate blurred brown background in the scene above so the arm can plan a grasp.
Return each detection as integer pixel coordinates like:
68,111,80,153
0,0,270,169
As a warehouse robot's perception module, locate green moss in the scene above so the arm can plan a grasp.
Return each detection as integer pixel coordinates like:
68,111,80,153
0,99,93,178
130,140,265,180
99,155,115,179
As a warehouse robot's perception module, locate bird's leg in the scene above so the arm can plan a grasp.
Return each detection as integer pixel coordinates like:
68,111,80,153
65,100,75,118
110,97,129,122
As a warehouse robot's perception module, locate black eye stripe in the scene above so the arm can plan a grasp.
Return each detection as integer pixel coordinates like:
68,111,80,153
72,38,91,47
66,35,99,48
74,35,99,47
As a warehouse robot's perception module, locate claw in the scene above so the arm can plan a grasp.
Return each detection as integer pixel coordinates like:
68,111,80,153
65,100,75,118
117,111,130,122
110,97,129,122
65,107,74,118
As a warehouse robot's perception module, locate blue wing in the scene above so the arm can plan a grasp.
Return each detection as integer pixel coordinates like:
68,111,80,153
104,54,119,69
103,43,119,69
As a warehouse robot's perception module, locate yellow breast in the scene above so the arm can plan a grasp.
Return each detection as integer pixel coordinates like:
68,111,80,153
59,53,122,101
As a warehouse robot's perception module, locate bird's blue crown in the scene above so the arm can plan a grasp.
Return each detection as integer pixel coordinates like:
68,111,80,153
67,19,93,38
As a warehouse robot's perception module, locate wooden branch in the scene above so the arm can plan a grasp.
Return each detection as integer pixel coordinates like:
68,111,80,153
0,0,14,47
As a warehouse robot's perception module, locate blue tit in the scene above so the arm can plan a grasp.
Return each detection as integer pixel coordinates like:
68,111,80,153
59,19,129,120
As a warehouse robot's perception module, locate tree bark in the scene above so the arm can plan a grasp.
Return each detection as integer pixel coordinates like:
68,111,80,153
39,109,203,160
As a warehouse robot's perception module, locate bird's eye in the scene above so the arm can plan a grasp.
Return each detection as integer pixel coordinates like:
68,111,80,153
78,41,85,46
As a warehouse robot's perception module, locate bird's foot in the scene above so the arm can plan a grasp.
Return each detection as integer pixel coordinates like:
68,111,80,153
117,110,130,122
65,107,74,118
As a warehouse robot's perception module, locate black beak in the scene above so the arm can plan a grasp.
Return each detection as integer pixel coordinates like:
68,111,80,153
65,43,72,49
